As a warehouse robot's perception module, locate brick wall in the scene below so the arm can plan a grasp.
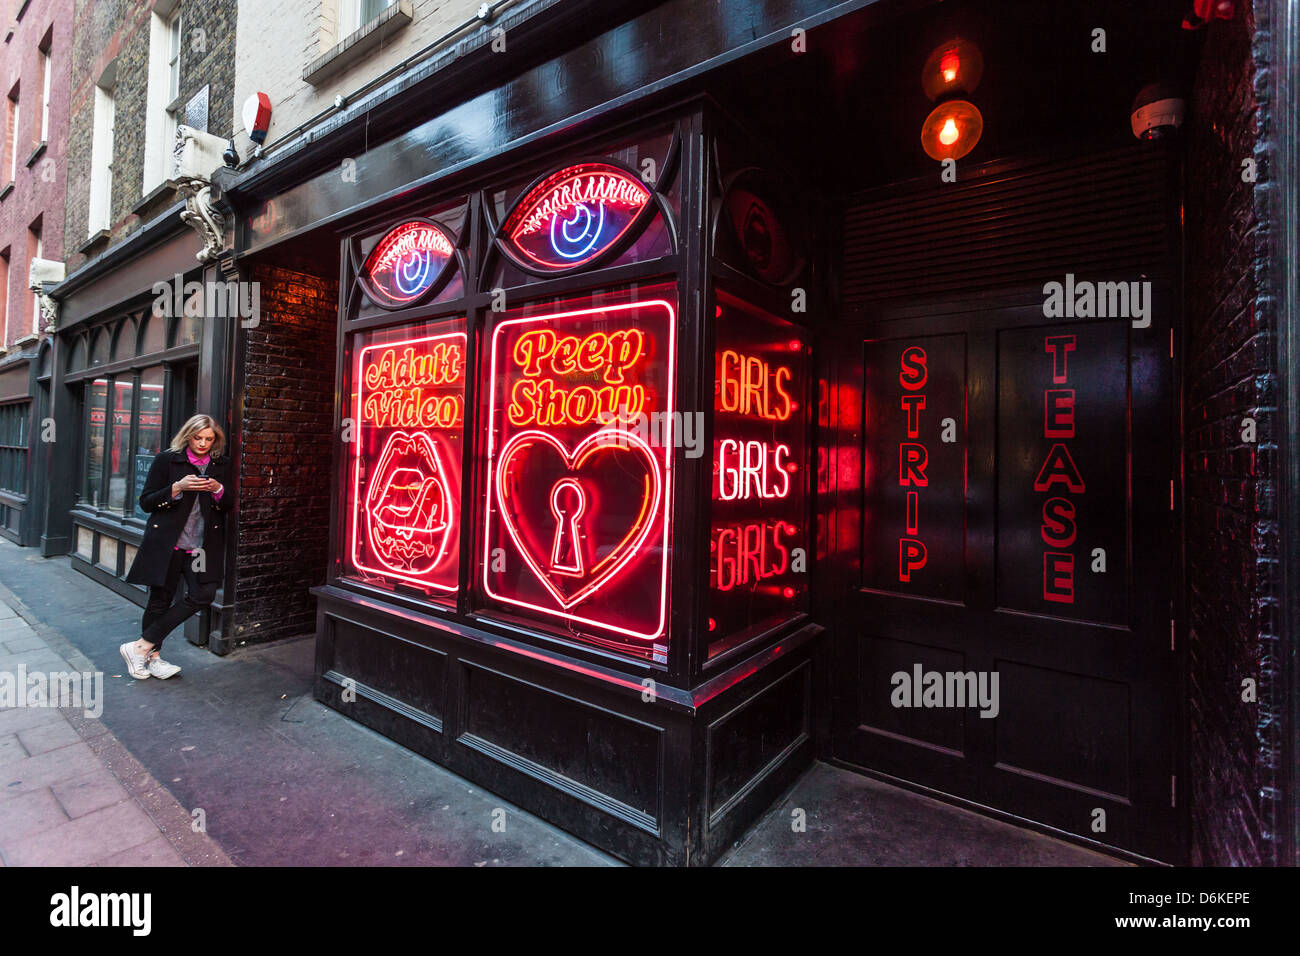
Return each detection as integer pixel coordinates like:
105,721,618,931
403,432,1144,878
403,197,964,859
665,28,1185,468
0,0,74,352
63,0,237,274
230,260,337,645
1184,3,1280,865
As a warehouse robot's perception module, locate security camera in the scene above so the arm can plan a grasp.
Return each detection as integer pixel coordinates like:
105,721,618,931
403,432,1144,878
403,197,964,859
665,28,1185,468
1131,82,1185,140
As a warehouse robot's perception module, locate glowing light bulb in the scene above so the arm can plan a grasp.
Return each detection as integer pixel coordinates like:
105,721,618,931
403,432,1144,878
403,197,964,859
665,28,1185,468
940,52,960,83
939,117,960,146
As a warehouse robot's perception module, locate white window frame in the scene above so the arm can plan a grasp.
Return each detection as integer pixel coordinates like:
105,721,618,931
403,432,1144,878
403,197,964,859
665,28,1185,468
30,229,41,335
341,0,395,33
8,99,19,184
39,48,50,143
88,80,115,236
143,2,182,195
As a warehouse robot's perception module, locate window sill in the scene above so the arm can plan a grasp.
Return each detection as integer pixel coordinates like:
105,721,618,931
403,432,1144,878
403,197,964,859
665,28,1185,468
25,142,45,167
132,180,176,218
0,182,12,202
13,333,38,347
303,0,414,87
77,229,110,256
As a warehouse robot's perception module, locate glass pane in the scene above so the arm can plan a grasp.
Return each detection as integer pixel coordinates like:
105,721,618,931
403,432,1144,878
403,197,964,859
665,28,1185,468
172,313,201,347
108,378,135,513
66,337,87,373
85,379,108,507
707,293,811,661
111,318,134,360
89,330,109,367
481,282,676,663
133,366,165,519
343,316,468,607
138,314,166,354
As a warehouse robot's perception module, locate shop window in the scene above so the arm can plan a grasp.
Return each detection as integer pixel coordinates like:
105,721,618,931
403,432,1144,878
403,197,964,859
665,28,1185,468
707,294,811,661
137,314,166,354
170,313,201,347
111,317,134,361
107,377,135,512
342,316,468,603
351,201,468,319
83,379,108,507
66,335,86,373
480,283,677,662
0,402,29,496
132,367,165,519
486,131,678,290
88,329,109,367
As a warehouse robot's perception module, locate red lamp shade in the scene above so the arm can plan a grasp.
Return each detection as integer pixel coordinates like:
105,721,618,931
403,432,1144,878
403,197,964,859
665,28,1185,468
922,38,984,100
921,99,983,161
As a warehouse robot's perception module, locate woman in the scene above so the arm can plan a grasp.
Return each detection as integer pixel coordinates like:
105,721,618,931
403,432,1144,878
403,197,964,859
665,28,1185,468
120,414,231,680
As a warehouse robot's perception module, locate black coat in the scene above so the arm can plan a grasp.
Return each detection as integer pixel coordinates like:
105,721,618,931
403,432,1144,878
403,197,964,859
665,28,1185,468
125,449,232,586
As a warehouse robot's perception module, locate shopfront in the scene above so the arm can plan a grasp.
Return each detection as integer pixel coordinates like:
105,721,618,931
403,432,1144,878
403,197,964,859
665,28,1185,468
210,0,1298,867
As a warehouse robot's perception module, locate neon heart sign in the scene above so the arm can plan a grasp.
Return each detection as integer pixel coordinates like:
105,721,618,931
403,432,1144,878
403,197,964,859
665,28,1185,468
350,328,467,594
484,294,676,648
495,428,662,610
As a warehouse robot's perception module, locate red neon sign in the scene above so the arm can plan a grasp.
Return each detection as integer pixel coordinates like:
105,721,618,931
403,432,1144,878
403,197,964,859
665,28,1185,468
500,163,653,272
708,296,809,655
484,294,675,650
1038,334,1085,604
349,328,467,594
361,220,457,307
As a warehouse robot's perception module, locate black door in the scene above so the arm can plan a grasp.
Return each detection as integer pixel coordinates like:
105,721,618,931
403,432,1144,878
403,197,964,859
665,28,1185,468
821,289,1179,861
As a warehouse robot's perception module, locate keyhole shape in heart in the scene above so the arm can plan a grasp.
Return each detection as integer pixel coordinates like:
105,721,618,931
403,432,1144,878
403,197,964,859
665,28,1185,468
495,428,662,609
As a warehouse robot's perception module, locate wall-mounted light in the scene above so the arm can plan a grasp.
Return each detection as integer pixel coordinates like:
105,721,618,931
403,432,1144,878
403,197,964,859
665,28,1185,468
921,99,984,161
922,38,984,100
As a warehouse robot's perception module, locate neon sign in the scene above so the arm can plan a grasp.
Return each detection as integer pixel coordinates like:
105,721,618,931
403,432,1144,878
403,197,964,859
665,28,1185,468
349,329,467,594
484,294,675,650
1036,334,1085,604
500,164,653,272
708,297,809,655
361,220,457,307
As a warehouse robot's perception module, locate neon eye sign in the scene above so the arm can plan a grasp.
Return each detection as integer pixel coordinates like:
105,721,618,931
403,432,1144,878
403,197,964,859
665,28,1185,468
361,220,457,307
484,294,675,651
500,163,654,273
350,329,467,594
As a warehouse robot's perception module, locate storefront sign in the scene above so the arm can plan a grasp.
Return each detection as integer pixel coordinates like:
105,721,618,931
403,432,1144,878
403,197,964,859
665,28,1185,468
484,295,675,650
349,329,467,593
361,220,457,307
862,335,966,599
500,164,652,272
708,299,809,652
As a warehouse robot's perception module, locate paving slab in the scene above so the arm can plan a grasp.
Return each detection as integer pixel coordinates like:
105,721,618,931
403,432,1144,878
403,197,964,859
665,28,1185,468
3,798,160,867
51,768,132,819
0,788,69,845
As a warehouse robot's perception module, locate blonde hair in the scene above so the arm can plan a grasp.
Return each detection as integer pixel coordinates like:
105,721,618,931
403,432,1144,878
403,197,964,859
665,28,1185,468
170,414,227,456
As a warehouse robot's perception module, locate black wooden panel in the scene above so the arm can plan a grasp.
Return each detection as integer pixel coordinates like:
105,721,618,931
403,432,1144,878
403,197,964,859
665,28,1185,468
330,617,447,722
460,662,662,820
841,146,1173,306
705,662,811,823
993,660,1131,801
857,636,967,755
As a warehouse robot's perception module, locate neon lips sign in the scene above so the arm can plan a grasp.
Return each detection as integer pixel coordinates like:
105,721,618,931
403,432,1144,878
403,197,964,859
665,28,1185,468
350,330,467,593
484,296,675,647
500,163,653,273
361,220,457,307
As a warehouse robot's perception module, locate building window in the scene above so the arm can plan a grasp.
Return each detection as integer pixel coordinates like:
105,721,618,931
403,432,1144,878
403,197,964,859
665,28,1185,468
144,5,182,193
0,248,8,346
83,378,107,507
88,72,115,236
37,33,52,145
0,402,28,497
342,0,395,32
5,87,19,186
27,219,40,336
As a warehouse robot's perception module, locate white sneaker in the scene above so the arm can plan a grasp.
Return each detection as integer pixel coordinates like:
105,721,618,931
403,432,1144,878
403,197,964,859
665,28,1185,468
120,642,151,680
145,655,182,679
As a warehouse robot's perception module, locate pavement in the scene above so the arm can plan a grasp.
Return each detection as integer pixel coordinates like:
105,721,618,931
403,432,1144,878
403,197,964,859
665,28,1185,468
0,537,1125,867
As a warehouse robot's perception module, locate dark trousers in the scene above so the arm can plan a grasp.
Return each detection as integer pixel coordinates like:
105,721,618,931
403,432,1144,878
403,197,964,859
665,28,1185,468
141,549,218,650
